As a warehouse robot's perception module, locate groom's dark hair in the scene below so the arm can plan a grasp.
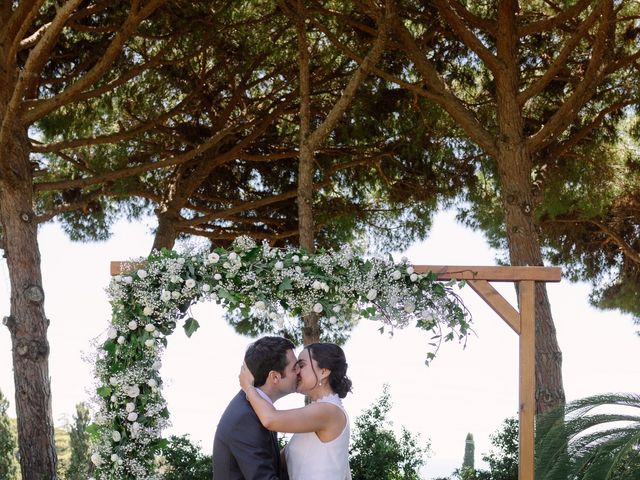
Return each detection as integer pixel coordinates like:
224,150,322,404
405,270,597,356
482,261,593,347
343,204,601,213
245,336,295,387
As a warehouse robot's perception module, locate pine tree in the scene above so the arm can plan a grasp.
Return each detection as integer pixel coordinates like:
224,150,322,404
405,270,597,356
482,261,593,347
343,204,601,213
463,433,475,470
66,402,94,480
0,389,17,480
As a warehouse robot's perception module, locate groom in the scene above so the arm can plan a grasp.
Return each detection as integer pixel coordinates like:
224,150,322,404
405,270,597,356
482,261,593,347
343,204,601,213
213,336,299,479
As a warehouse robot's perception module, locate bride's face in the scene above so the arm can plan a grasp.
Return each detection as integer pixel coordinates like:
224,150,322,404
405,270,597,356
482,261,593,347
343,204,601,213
295,348,324,395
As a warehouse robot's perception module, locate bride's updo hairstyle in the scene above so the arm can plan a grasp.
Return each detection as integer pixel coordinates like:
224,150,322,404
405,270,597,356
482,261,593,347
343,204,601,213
306,343,352,398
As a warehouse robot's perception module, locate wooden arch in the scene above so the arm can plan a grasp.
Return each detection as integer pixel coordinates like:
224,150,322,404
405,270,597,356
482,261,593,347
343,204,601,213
111,261,561,480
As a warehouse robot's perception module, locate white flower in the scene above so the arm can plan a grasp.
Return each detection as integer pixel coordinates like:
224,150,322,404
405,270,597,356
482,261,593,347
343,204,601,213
114,275,122,282
229,252,237,260
110,395,117,403
329,316,338,324
302,255,309,261
111,453,120,462
276,317,285,328
392,270,402,280
401,256,408,262
313,303,323,313
254,301,266,310
125,385,140,398
170,274,182,283
406,266,414,274
185,278,196,289
109,377,118,386
147,379,157,387
145,324,155,332
208,252,220,263
137,269,148,279
91,453,103,466
366,289,378,301
295,266,302,273
333,305,341,313
410,273,418,282
152,360,162,370
214,273,222,281
117,336,125,345
126,402,135,413
128,320,138,330
274,261,284,270
312,280,321,290
143,306,153,316
127,412,138,422
108,327,118,339
112,430,121,442
171,291,181,299
404,302,416,313
161,290,171,302
177,257,185,265
292,255,300,263
122,276,133,284
145,339,154,347
321,283,329,292
202,284,211,292
223,262,231,269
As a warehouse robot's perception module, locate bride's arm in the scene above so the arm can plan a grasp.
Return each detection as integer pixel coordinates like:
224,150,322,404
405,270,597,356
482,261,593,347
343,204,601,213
239,364,333,433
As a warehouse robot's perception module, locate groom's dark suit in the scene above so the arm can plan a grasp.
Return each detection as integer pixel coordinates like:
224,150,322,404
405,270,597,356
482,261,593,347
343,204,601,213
213,390,286,480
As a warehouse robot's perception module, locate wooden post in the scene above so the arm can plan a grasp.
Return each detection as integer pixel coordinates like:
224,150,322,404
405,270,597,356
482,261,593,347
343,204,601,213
518,280,536,480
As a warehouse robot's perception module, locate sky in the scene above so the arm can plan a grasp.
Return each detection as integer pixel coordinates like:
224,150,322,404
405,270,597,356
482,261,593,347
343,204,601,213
1,209,639,478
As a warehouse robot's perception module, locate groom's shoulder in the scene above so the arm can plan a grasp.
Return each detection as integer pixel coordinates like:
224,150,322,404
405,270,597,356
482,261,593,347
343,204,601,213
220,391,254,422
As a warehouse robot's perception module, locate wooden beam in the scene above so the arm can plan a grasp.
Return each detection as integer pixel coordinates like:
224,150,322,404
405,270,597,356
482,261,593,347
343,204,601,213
518,280,536,480
413,265,561,282
468,280,520,334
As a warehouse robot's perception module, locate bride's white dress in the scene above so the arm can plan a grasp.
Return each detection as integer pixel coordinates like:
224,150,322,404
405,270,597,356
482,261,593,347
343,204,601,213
284,393,352,480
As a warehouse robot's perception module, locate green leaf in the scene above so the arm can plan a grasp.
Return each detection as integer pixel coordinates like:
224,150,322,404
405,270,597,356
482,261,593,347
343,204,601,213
278,277,293,292
97,386,112,398
183,317,200,338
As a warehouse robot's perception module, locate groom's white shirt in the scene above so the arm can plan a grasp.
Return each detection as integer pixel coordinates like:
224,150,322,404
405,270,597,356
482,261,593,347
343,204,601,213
256,387,273,405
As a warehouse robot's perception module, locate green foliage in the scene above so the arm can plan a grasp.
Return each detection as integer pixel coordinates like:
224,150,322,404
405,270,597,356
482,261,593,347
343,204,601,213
463,433,475,469
160,435,211,480
349,385,429,480
536,393,640,480
66,402,95,480
0,390,17,480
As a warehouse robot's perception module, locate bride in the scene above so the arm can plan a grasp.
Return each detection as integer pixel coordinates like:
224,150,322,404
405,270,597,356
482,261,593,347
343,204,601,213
239,342,352,480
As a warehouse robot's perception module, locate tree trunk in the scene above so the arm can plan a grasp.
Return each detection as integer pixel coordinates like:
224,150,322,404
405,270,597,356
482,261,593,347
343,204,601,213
496,143,565,414
152,209,180,251
0,125,58,479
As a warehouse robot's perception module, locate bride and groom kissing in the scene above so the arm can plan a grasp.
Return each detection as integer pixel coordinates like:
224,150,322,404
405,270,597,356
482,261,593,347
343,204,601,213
212,336,353,479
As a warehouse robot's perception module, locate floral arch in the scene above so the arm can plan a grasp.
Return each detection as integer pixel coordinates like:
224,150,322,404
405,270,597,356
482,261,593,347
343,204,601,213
89,236,471,479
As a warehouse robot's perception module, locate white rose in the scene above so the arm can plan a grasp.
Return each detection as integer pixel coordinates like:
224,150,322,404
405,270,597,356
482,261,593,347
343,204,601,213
223,262,231,269
147,379,157,387
322,283,329,292
404,302,416,313
214,273,222,280
125,385,140,398
229,252,237,260
122,276,133,284
312,280,321,290
276,317,285,328
292,255,300,263
143,306,153,316
112,430,121,442
153,330,162,338
128,320,137,330
302,255,309,261
109,377,118,386
329,316,338,324
171,291,181,299
333,305,341,313
208,252,220,263
177,257,185,265
111,453,120,462
110,395,117,403
295,266,302,273
117,336,125,345
145,339,154,347
185,278,196,289
254,301,266,310
114,275,122,282
202,284,211,292
126,402,135,412
91,453,103,466
137,269,148,279
366,289,377,301
127,412,138,422
145,324,155,332
406,266,414,274
401,256,408,262
392,270,402,280
108,327,118,339
161,290,171,302
410,273,418,282
152,360,162,370
274,261,284,270
312,303,323,313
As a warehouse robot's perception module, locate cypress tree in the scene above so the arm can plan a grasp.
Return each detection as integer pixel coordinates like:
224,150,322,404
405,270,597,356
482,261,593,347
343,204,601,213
66,402,94,480
0,389,17,479
463,432,475,470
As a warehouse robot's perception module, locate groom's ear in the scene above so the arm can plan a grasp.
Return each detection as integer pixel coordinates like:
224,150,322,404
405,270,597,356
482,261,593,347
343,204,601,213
267,370,280,383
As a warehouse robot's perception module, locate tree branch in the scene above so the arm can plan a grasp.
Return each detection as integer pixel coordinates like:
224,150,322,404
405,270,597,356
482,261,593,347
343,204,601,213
519,0,593,36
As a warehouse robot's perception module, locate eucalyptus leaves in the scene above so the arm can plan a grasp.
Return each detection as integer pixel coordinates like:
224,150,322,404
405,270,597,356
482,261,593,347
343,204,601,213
90,236,470,479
